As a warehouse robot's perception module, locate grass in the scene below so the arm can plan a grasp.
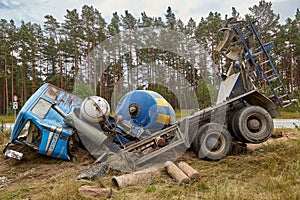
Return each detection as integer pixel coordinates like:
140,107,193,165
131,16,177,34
0,128,300,199
277,111,300,119
0,115,15,124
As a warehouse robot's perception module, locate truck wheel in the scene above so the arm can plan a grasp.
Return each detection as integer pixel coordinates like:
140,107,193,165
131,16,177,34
192,123,232,161
228,110,244,141
233,106,273,143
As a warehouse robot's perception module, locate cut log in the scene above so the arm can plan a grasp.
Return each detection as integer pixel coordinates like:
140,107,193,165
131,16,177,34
165,161,190,184
177,161,200,180
112,167,161,189
79,185,111,198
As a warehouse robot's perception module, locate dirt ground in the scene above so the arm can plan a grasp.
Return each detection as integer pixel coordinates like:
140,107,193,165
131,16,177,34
0,129,299,199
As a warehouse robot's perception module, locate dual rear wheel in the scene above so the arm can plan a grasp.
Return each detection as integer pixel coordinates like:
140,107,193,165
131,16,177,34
229,106,273,143
192,106,274,161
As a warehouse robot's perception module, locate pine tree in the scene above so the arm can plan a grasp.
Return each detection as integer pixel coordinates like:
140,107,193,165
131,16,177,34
94,9,107,95
196,12,223,86
139,12,153,28
293,9,300,90
0,19,10,114
247,0,280,38
165,7,176,30
62,9,83,88
44,15,63,88
7,20,17,106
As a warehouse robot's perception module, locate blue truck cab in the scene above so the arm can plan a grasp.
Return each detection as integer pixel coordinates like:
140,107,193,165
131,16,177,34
5,83,82,160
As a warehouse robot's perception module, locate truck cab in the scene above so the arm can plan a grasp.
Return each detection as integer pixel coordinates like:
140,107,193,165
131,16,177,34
4,84,81,160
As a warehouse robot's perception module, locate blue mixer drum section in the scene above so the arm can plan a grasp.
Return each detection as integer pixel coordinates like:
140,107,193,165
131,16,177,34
115,90,176,132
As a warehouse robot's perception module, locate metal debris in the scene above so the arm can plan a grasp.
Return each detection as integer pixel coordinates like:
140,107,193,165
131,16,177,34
77,162,109,180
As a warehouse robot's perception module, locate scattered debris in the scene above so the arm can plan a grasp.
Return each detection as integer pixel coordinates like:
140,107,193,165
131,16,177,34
79,185,112,198
4,149,23,160
77,162,109,180
112,167,161,189
0,176,11,188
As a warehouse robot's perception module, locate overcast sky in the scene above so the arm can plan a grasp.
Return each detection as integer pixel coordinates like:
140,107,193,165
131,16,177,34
0,0,299,25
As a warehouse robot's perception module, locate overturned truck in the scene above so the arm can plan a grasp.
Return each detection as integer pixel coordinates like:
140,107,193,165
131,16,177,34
3,19,297,171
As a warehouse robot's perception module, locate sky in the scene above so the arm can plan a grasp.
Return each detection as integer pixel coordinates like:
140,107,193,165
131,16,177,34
0,0,299,26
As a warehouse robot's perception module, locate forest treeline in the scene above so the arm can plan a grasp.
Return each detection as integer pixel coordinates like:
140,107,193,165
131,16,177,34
0,1,299,114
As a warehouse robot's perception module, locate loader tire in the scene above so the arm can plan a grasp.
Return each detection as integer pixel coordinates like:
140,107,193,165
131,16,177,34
192,123,232,161
233,106,273,143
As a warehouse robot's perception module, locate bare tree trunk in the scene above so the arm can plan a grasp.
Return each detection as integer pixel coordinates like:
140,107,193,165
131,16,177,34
162,52,166,86
118,44,122,94
74,40,79,85
282,57,289,90
58,45,63,89
129,42,133,90
99,47,104,96
113,52,117,103
136,49,139,87
11,51,14,105
148,48,152,86
192,52,196,92
54,34,63,89
4,50,8,115
88,39,91,87
93,39,97,94
289,47,293,92
295,57,300,91
150,48,154,85
211,35,216,87
22,66,27,105
106,63,110,100
32,51,36,93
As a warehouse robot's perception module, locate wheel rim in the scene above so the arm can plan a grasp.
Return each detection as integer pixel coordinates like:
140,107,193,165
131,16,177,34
246,114,266,136
204,132,225,154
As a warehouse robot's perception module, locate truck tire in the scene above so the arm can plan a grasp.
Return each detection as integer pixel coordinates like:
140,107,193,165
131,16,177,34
228,109,244,141
233,106,273,143
192,123,232,161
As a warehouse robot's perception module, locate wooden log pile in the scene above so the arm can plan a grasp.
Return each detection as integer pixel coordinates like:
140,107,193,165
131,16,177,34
79,160,200,197
165,161,200,183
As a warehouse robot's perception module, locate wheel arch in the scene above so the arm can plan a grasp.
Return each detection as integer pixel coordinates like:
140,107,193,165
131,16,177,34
243,90,280,118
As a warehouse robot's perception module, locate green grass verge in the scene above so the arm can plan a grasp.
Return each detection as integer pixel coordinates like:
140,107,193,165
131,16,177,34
277,111,300,119
0,115,16,124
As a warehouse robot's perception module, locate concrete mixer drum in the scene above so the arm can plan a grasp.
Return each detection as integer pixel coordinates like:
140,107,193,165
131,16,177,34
115,90,176,133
